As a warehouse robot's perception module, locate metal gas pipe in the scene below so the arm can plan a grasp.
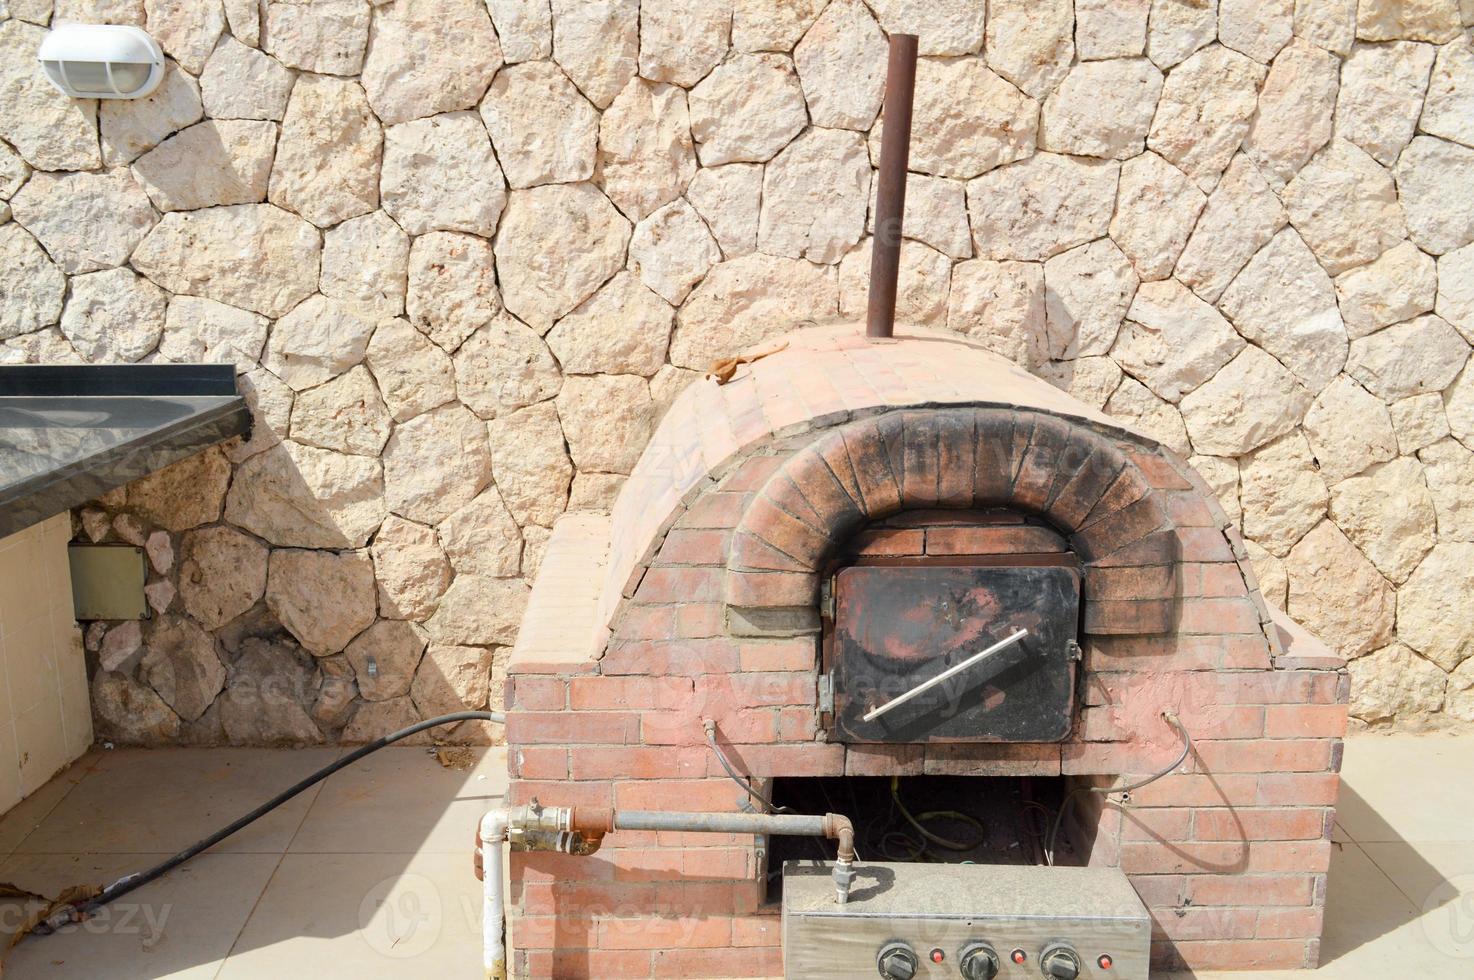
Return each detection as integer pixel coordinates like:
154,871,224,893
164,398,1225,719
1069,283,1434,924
475,801,857,980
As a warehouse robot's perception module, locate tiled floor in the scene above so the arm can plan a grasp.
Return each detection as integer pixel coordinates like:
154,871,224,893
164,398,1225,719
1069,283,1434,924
0,735,1468,978
0,746,505,979
1165,733,1474,980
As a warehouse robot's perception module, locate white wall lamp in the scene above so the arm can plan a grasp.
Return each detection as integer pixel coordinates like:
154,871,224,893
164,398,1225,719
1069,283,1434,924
37,24,165,100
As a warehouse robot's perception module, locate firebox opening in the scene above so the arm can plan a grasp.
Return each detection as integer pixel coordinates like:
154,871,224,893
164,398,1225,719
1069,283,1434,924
762,774,1073,904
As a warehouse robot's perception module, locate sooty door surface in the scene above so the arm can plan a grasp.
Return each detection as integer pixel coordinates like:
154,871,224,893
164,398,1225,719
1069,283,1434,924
829,564,1080,743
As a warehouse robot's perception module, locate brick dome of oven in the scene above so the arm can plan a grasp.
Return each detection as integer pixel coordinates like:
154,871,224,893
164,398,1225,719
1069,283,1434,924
504,321,1348,978
603,322,1254,635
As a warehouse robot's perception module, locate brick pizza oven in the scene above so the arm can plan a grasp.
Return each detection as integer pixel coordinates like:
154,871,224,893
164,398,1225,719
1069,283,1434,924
503,323,1348,978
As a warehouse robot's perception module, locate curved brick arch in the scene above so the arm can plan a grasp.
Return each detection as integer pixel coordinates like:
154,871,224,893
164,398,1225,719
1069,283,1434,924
725,406,1190,636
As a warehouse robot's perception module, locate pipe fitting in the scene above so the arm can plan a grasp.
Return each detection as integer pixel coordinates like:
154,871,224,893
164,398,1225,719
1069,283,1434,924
823,813,857,904
506,801,604,855
823,813,856,863
832,859,856,905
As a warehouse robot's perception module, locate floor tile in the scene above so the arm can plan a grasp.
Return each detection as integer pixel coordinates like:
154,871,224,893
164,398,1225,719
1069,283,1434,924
216,852,484,980
1363,840,1474,940
0,851,281,979
1315,843,1422,968
288,747,506,855
0,752,96,858
15,748,340,855
1177,842,1460,980
2,736,1466,978
1336,734,1474,842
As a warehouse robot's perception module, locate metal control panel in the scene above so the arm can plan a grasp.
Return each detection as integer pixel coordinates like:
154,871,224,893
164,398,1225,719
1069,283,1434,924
782,862,1149,980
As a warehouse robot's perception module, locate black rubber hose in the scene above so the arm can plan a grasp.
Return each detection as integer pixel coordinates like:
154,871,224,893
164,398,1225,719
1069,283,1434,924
1045,712,1192,866
34,710,504,935
703,720,784,814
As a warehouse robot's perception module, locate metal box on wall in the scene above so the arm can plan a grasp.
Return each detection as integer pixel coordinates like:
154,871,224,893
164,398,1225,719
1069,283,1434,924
68,544,148,620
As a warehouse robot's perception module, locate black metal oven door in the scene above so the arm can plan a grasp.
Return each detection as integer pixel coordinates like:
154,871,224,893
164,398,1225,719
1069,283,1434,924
828,564,1080,743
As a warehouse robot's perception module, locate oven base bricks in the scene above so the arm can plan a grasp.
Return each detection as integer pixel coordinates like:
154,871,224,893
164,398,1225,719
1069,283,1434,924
505,326,1346,977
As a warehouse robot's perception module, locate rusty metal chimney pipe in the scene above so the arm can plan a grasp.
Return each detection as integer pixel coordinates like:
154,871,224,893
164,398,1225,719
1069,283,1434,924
866,33,919,340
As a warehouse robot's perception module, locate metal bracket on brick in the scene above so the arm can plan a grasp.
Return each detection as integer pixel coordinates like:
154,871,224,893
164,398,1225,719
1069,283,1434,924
817,673,834,714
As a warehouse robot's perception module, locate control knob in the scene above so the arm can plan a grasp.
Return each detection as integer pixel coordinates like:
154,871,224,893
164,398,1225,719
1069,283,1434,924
1039,943,1082,980
959,941,1001,980
876,941,919,980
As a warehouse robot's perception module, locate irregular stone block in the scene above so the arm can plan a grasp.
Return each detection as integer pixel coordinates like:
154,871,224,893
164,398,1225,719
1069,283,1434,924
453,313,562,419
479,61,596,189
1149,44,1266,190
1179,346,1313,455
131,205,321,318
1302,375,1398,483
363,318,456,423
136,119,277,213
548,271,673,375
1111,279,1242,402
269,76,381,228
688,53,807,167
967,153,1119,261
494,183,630,330
758,127,870,264
382,403,493,524
1218,228,1348,391
177,525,268,630
597,78,697,223
289,365,393,457
1287,521,1395,658
11,169,157,275
60,267,166,363
549,0,636,108
362,0,502,125
381,112,505,238
947,258,1048,368
1335,40,1435,166
262,295,379,392
141,613,227,722
225,441,386,548
1281,139,1407,276
266,548,377,656
1041,58,1163,160
371,515,452,621
1329,456,1438,584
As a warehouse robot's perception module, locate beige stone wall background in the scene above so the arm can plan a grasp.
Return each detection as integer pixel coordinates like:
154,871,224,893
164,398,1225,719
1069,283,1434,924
1,0,1471,742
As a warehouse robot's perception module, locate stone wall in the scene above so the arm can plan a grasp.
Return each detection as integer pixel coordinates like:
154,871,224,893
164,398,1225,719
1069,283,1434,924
0,0,1470,742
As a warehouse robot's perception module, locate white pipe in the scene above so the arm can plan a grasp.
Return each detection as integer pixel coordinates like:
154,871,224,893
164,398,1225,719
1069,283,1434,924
478,803,856,972
862,628,1028,722
480,809,509,980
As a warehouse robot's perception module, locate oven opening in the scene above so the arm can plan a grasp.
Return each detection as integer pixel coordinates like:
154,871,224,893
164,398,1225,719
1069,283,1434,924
762,774,1075,904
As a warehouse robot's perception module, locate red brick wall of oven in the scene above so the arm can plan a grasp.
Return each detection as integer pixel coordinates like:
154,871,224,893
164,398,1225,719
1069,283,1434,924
504,411,1347,978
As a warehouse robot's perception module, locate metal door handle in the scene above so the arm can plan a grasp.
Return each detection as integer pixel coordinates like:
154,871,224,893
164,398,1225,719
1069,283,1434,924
861,628,1029,723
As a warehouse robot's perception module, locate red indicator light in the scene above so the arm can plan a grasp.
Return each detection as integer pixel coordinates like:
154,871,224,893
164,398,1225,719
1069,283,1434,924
930,949,945,964
1011,948,1027,965
1098,954,1114,970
